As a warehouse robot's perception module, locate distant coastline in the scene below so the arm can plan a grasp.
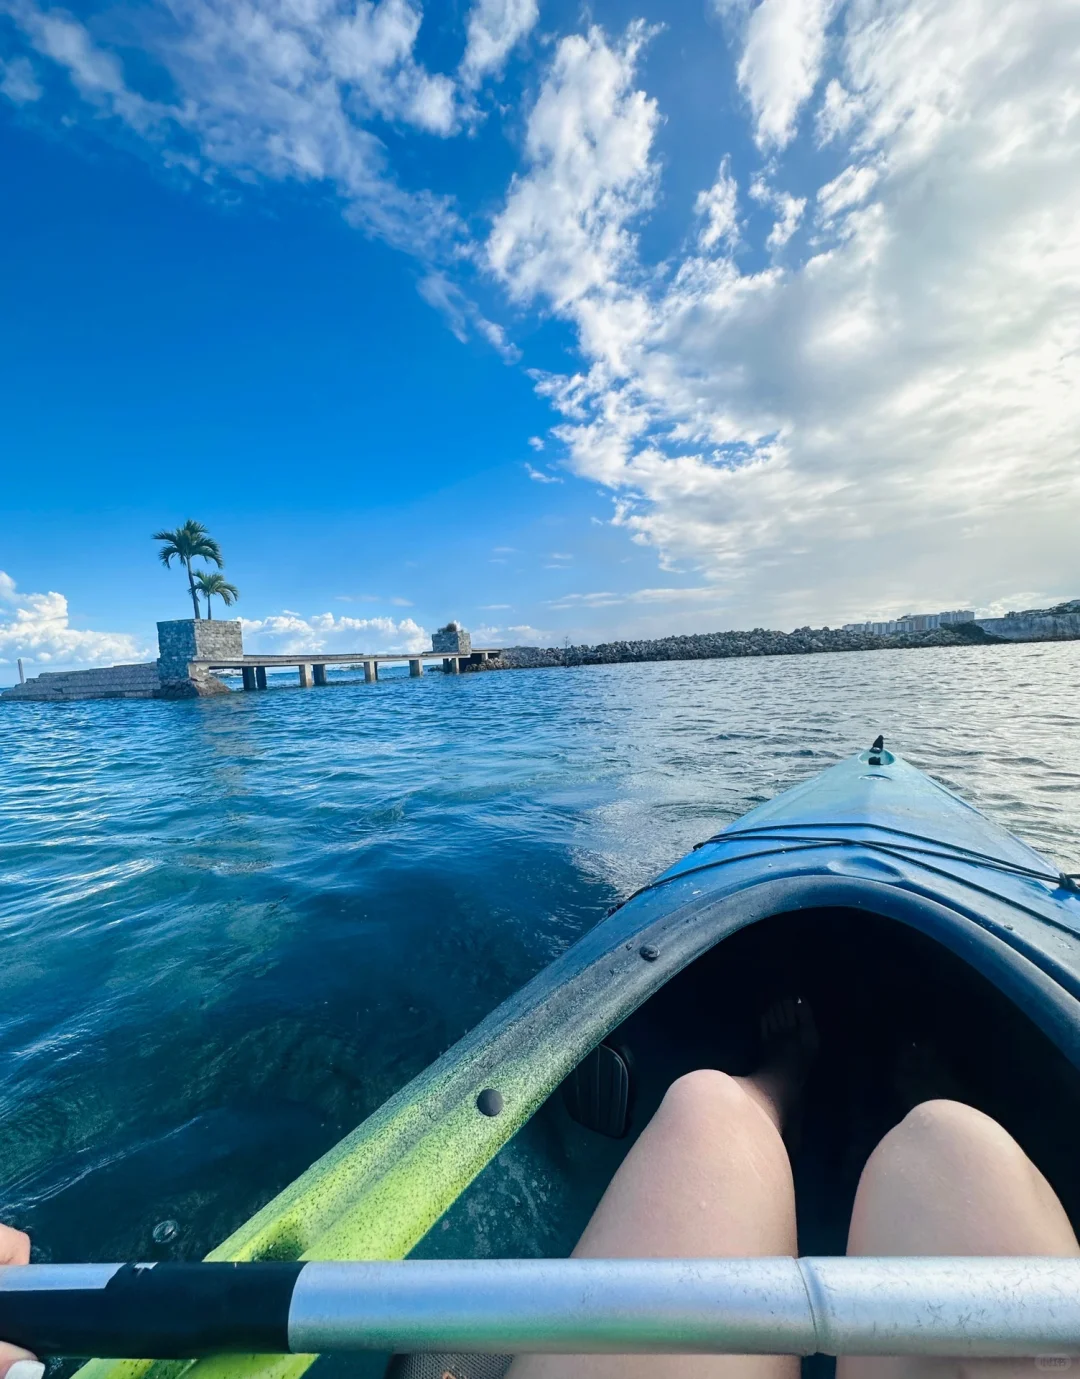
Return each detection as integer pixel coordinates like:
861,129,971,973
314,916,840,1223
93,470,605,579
490,608,1080,672
5,603,1079,702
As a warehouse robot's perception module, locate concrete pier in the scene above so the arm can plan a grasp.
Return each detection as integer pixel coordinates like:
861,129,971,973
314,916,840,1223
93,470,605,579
2,619,503,704
178,637,502,696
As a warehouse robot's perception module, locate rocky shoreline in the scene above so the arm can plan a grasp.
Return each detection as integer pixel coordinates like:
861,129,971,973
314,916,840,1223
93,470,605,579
485,620,1002,671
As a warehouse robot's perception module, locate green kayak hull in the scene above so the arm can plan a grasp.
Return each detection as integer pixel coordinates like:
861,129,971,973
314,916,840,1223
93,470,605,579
76,749,1080,1379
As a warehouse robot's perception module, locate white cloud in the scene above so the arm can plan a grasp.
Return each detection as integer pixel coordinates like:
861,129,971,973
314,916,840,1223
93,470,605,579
695,157,739,251
488,23,659,312
0,572,149,671
9,3,167,129
506,623,554,643
460,0,538,87
488,2,1080,627
816,162,880,222
735,0,837,149
525,462,562,483
4,0,467,254
750,173,806,250
417,271,519,359
547,586,720,610
816,77,859,144
528,435,544,450
0,54,42,102
240,610,429,654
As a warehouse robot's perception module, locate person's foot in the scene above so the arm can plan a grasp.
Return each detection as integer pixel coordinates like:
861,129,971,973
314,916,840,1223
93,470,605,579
753,997,819,1135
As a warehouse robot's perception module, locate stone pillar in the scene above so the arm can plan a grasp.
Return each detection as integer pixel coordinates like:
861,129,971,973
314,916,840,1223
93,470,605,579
298,664,313,687
313,664,328,686
17,659,25,684
448,656,461,675
365,660,378,683
432,626,473,654
157,618,244,698
409,659,423,677
256,666,268,690
242,667,257,691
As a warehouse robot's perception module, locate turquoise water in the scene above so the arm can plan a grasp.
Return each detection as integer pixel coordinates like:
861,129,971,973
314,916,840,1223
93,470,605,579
1,642,1079,1269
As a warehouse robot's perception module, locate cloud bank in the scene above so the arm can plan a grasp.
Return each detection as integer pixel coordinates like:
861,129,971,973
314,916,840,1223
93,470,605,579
489,0,1080,624
240,611,429,655
0,572,150,670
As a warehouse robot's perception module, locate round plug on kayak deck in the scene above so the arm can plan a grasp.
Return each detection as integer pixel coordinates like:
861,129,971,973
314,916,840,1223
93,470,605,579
476,1089,503,1117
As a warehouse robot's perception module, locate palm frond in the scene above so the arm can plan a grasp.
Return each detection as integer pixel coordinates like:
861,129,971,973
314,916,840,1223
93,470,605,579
153,521,224,566
194,571,239,604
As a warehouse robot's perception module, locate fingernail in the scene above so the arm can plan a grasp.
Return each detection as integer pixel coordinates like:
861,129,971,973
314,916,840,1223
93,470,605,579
7,1360,45,1379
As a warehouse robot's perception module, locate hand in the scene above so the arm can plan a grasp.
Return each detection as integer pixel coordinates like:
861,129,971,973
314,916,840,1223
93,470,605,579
0,1224,41,1379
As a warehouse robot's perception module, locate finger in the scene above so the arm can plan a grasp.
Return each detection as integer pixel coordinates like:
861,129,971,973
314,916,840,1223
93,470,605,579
0,1345,43,1379
0,1227,30,1267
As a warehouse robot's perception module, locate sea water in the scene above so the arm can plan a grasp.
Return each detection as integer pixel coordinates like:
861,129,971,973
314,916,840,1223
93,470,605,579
1,642,1079,1273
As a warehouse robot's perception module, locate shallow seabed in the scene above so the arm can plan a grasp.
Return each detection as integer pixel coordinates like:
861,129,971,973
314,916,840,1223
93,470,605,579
1,642,1079,1275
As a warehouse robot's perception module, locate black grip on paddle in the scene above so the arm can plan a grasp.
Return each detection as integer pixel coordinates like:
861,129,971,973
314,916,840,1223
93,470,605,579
0,1262,305,1357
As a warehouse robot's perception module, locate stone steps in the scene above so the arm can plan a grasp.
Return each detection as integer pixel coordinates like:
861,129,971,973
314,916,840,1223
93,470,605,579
2,662,161,701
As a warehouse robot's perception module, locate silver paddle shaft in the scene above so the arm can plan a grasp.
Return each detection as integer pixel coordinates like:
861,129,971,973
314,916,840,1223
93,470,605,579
3,1258,1080,1356
291,1257,1080,1355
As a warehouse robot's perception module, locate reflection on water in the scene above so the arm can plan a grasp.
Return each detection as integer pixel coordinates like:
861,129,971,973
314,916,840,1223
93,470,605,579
1,642,1078,1268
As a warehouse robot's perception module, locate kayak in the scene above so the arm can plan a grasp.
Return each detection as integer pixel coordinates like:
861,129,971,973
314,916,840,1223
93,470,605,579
73,743,1080,1379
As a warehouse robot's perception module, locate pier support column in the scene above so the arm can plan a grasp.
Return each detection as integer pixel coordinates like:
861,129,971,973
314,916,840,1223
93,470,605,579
255,666,268,690
409,659,423,677
242,667,257,691
298,664,313,688
365,660,378,683
313,664,328,686
449,656,461,674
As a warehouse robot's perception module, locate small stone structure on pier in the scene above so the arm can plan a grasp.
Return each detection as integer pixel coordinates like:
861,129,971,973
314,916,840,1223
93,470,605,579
157,618,242,697
431,622,472,654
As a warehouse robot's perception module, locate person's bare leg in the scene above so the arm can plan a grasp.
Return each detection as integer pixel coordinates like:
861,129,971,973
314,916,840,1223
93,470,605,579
507,1065,799,1379
839,1099,1080,1379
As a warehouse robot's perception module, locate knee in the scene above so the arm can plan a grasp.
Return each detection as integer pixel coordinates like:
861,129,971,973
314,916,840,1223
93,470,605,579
660,1069,777,1140
869,1099,1023,1177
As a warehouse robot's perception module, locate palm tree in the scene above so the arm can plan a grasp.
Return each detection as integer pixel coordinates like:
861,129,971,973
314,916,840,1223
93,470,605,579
194,571,239,619
153,520,224,619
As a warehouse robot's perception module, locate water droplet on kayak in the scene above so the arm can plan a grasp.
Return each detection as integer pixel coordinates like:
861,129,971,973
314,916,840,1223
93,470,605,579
639,944,660,961
152,1219,179,1244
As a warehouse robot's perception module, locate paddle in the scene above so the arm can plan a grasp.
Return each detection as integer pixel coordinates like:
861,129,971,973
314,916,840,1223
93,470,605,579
1,1258,1079,1358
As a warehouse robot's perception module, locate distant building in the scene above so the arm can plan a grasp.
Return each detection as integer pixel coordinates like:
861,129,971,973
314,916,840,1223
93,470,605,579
844,609,975,635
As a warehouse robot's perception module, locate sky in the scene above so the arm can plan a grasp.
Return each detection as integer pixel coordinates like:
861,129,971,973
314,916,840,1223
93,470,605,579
2,0,1079,677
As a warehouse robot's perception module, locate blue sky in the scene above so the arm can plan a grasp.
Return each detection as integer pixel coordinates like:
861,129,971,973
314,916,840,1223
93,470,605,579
2,0,1078,677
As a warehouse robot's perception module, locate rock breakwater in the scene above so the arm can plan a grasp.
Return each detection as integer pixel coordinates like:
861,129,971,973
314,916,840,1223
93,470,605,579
488,621,1000,671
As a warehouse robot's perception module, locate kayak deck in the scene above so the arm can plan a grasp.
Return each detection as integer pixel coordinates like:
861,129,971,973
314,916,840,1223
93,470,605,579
73,748,1080,1379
